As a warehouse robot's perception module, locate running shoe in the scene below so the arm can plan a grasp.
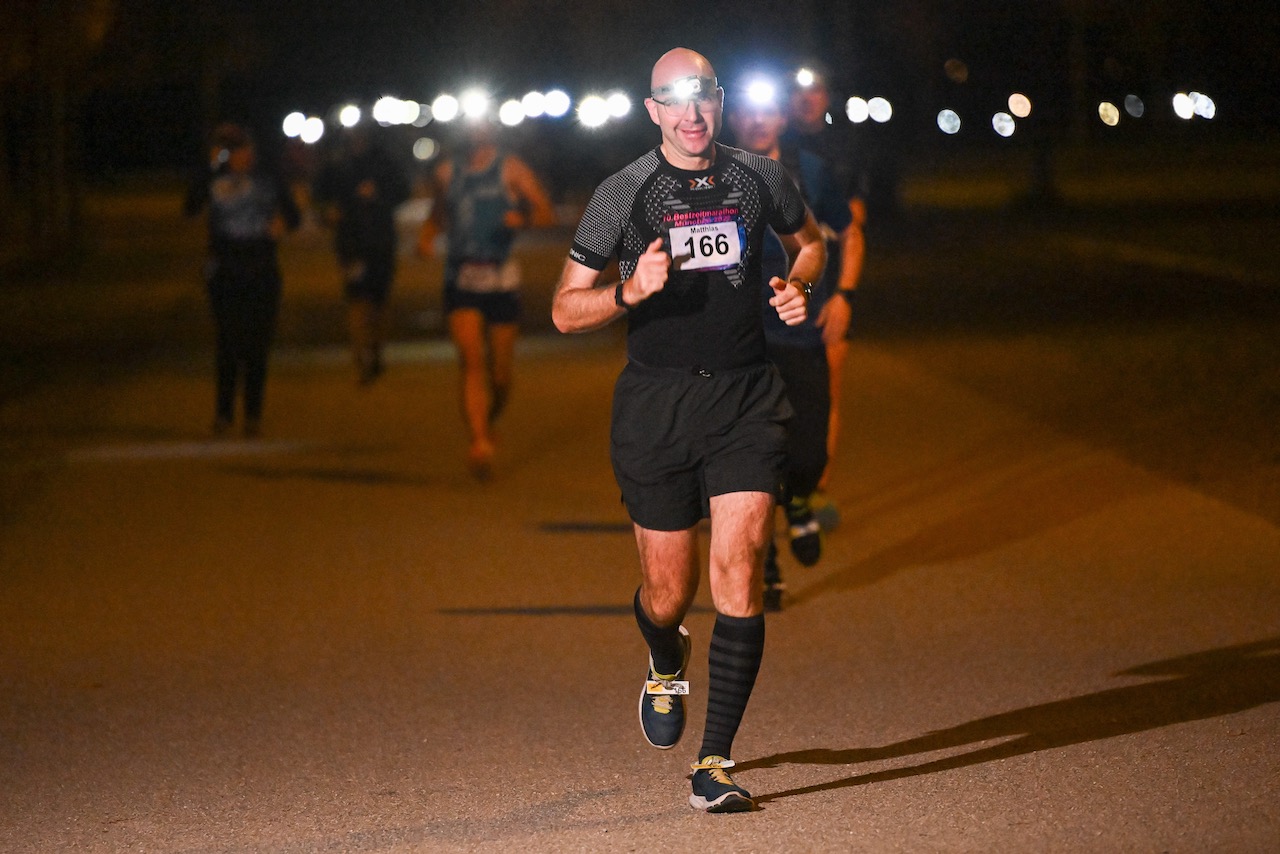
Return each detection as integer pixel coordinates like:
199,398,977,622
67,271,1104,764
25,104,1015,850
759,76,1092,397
638,625,690,749
786,495,822,566
689,755,755,813
811,490,841,532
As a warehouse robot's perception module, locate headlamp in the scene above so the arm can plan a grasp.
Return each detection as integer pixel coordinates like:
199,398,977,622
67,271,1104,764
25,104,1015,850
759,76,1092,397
651,74,718,105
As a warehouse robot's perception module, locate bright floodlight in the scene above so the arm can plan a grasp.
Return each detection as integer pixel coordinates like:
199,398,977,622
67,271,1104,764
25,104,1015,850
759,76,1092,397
498,99,525,127
607,92,632,118
1098,102,1120,126
845,96,869,123
460,89,490,120
937,109,961,134
1172,92,1195,120
795,67,816,88
282,111,306,138
373,96,401,125
522,91,546,118
992,112,1015,137
432,94,460,122
578,95,610,128
544,89,571,118
1008,93,1031,118
746,79,777,107
867,97,892,123
338,104,361,128
300,116,325,144
373,96,417,126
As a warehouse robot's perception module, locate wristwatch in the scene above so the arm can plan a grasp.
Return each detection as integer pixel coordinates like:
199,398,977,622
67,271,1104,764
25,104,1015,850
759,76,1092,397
787,278,814,300
614,281,633,311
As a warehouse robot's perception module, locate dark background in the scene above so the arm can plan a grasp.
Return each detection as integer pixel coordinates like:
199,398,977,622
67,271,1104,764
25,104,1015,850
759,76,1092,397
68,0,1280,173
2,0,1276,266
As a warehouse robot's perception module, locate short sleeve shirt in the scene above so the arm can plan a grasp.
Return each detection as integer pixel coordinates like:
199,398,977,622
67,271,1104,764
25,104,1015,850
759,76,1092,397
569,143,808,371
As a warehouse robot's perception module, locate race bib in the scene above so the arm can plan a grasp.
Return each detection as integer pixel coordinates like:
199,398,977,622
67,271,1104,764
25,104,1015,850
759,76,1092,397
669,219,742,273
456,260,521,293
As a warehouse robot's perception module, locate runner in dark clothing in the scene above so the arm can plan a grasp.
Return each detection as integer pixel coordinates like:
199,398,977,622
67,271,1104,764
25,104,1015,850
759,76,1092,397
313,127,412,385
184,124,300,438
552,48,826,813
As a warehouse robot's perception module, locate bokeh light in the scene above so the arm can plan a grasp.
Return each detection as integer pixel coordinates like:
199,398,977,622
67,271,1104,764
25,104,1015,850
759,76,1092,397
522,91,546,118
1099,102,1121,126
1008,93,1032,118
282,111,306,138
544,89,571,118
1124,95,1145,118
845,97,869,123
498,99,525,127
431,94,459,122
577,95,610,128
867,97,892,123
337,105,361,128
372,96,401,125
1172,93,1195,120
992,112,1015,137
937,109,961,134
460,89,490,120
300,116,325,144
606,92,632,118
1190,91,1216,119
412,137,438,161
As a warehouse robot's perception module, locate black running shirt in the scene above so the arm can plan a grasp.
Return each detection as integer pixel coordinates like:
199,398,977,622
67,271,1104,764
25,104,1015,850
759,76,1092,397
569,143,808,371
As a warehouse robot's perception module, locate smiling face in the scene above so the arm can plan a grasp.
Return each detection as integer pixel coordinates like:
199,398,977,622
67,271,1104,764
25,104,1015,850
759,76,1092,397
644,49,723,169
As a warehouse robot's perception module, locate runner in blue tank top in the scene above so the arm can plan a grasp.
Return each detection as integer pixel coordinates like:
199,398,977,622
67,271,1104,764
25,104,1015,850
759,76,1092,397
419,119,557,478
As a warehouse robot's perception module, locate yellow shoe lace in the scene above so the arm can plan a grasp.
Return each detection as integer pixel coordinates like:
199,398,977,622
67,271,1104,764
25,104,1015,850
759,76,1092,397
691,755,737,784
648,669,680,715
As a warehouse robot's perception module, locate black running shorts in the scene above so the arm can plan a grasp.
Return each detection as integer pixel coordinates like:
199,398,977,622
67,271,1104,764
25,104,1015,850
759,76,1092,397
443,284,521,324
610,361,792,531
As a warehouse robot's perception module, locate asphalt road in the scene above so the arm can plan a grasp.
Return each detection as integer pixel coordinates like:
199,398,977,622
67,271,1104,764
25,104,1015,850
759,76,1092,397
2,142,1278,852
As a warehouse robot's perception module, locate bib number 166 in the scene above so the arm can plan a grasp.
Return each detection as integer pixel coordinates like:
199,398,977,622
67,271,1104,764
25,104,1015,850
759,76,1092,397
670,220,741,272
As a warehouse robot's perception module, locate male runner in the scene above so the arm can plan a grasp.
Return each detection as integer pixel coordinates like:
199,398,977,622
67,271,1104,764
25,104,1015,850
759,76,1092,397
552,48,826,812
784,67,868,526
728,79,859,610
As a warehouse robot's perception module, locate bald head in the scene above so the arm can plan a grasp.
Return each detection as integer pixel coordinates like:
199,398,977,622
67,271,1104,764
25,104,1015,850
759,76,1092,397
645,47,723,168
651,48,716,95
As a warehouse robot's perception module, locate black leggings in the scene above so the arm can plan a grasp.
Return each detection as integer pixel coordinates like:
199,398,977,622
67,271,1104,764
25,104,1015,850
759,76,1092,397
207,271,281,422
766,342,830,500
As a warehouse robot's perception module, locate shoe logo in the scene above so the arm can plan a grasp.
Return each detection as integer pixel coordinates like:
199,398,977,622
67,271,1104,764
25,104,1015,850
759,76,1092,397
645,679,690,695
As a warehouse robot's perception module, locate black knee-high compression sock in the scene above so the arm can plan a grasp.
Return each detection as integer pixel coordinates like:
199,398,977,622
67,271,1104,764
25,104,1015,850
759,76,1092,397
700,612,766,760
633,588,686,675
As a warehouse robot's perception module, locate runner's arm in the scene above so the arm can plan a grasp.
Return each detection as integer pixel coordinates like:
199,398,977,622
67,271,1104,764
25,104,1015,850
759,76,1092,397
552,258,619,333
505,157,558,228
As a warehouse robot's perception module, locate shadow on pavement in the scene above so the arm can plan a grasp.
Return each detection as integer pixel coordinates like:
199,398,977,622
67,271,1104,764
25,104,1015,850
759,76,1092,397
739,636,1280,805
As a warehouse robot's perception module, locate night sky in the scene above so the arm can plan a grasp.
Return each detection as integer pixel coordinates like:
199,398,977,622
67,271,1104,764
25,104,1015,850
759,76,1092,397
77,0,1279,172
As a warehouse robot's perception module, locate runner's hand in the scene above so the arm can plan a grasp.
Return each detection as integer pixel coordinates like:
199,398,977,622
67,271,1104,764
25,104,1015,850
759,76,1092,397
622,238,669,305
769,277,808,326
817,292,851,344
